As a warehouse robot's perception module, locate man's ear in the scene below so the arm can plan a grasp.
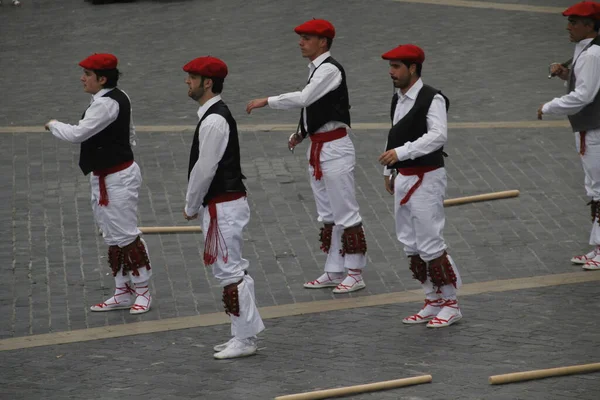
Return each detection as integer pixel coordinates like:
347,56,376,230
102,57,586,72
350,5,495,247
320,36,328,49
98,75,108,86
204,77,213,90
409,64,417,76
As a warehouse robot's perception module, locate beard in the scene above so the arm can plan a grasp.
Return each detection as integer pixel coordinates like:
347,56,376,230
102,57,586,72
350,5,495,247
189,87,204,101
393,77,410,89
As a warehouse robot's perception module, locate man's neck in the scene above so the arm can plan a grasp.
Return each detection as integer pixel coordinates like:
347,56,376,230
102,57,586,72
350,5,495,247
580,33,598,42
400,78,419,95
309,50,328,62
198,92,217,106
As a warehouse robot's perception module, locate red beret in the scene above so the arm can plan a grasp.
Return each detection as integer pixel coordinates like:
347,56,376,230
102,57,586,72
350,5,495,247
563,1,600,19
294,19,335,39
381,44,425,64
183,56,228,78
79,53,118,70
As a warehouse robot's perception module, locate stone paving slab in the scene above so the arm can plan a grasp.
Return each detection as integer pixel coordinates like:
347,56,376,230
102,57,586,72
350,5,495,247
1,281,599,400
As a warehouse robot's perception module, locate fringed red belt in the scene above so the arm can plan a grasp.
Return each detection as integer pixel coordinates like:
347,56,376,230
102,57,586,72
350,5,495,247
397,165,441,205
204,191,246,266
92,160,134,206
580,131,587,156
309,128,347,180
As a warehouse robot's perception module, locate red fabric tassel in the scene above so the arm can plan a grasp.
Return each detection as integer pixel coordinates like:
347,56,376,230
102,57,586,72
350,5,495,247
580,131,587,156
203,204,229,266
309,142,325,180
98,176,109,206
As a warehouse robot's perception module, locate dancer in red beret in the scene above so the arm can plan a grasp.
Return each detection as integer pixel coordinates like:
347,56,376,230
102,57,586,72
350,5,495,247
379,44,463,328
539,1,600,270
45,53,153,315
183,56,265,359
246,19,368,294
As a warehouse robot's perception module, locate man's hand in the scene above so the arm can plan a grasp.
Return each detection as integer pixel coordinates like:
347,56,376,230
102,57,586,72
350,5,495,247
44,119,56,131
384,176,394,195
378,149,399,166
537,105,544,120
288,132,303,151
183,209,198,221
549,63,569,81
246,98,268,114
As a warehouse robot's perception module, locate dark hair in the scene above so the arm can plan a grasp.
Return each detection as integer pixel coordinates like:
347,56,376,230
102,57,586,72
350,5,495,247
210,77,224,94
573,16,600,32
94,68,120,88
200,76,224,94
401,61,422,77
325,37,333,50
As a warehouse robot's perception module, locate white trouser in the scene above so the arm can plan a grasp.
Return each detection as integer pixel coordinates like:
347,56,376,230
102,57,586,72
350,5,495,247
394,168,447,260
91,162,151,283
307,136,366,272
394,168,461,296
201,197,265,339
575,129,600,245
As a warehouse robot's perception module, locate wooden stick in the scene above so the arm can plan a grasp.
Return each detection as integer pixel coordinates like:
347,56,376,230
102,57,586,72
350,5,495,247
139,226,202,234
274,375,432,400
444,190,519,207
489,362,600,385
138,190,519,234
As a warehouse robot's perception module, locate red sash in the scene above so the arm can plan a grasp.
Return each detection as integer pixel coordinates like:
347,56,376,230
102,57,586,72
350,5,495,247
309,128,347,180
397,165,441,205
92,160,134,206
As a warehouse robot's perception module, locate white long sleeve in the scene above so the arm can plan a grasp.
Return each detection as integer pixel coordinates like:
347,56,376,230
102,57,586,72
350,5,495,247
542,40,600,116
267,62,342,110
185,113,230,216
48,96,119,144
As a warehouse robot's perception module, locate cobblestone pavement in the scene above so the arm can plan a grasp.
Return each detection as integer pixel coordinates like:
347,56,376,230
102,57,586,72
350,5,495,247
2,0,600,398
1,282,600,400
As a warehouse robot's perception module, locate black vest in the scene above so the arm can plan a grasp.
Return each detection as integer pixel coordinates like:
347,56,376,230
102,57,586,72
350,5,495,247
187,100,246,206
386,84,449,170
300,56,351,136
79,88,134,175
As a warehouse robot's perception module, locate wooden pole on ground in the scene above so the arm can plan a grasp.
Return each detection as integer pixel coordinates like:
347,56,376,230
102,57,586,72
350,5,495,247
444,190,519,207
274,375,432,400
489,362,600,385
139,226,202,234
137,190,520,234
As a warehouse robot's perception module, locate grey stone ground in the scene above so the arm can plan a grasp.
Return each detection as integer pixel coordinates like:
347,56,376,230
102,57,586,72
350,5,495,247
1,282,600,400
2,0,600,399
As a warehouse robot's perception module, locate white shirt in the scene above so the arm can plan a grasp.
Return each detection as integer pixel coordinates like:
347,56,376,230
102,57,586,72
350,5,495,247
542,38,600,116
48,88,137,145
267,51,349,133
383,79,448,176
185,95,230,216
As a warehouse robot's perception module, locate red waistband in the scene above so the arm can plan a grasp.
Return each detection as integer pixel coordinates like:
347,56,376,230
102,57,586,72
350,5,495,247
397,165,441,176
207,191,246,205
309,128,347,143
93,160,134,177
